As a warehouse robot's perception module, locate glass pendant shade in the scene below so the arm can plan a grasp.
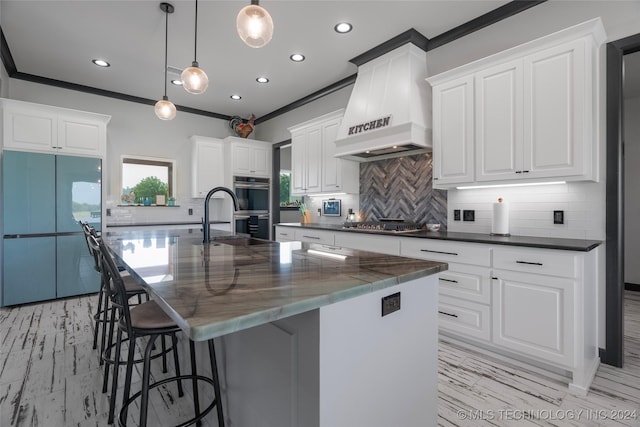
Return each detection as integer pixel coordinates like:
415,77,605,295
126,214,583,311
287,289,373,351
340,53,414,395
237,3,273,48
181,63,209,94
155,97,176,120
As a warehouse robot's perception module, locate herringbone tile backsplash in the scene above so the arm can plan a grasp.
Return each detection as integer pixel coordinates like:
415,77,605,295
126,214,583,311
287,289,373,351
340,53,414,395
359,153,447,229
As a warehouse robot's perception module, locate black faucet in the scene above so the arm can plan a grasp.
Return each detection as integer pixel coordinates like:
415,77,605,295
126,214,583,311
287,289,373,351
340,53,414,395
203,186,239,243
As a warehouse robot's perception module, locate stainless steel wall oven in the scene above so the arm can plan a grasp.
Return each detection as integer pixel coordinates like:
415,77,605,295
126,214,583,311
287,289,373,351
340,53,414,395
233,176,270,239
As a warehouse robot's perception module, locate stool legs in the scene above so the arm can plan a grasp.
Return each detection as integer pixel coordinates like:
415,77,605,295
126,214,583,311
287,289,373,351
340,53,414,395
208,339,225,427
92,280,105,350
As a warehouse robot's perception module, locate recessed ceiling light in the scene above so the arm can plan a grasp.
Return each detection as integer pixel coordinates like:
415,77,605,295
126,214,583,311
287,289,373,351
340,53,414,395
334,22,353,33
230,94,242,100
290,53,305,62
256,76,269,83
171,79,183,86
92,59,110,67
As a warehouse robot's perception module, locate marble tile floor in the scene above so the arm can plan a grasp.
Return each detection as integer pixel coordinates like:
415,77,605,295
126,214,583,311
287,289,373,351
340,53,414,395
1,292,640,426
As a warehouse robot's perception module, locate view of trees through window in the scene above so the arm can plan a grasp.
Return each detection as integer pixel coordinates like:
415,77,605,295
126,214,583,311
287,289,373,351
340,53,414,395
279,171,302,207
121,157,173,204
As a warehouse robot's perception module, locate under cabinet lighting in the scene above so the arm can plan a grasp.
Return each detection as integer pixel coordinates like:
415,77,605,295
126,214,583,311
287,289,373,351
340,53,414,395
456,181,566,190
305,192,347,197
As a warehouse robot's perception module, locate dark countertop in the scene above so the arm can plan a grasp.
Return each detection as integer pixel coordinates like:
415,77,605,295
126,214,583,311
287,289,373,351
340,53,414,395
106,221,230,228
276,223,602,252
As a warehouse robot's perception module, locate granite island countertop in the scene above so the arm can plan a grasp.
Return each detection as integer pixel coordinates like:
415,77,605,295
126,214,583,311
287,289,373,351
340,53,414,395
104,228,446,341
276,223,601,252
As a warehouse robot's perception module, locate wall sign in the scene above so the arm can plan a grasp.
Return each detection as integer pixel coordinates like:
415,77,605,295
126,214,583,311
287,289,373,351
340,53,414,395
347,115,392,136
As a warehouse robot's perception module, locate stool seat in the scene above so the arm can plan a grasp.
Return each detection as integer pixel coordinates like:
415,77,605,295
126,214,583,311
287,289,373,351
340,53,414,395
123,275,145,293
128,300,177,330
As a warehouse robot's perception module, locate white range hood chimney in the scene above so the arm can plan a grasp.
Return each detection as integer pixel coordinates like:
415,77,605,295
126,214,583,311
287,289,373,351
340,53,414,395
335,42,431,161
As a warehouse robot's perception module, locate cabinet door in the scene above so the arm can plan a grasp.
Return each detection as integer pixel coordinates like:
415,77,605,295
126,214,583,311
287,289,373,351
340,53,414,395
321,118,342,191
3,108,57,152
3,237,57,305
306,127,322,193
492,270,573,367
523,39,586,178
56,234,100,297
58,114,104,156
192,139,224,198
475,59,524,181
432,75,474,186
232,143,253,176
251,145,271,177
291,132,307,195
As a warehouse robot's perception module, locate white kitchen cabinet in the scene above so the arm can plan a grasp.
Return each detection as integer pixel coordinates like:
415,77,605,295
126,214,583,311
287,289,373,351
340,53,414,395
293,228,335,246
224,136,272,178
334,232,400,255
432,75,475,186
289,110,358,195
274,226,295,242
427,18,606,188
2,98,109,157
439,295,491,342
191,136,225,198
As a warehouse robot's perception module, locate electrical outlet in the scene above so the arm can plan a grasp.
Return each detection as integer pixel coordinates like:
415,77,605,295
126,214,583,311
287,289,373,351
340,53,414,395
554,210,564,224
381,292,401,317
454,209,461,221
188,208,193,216
106,208,111,216
463,210,475,222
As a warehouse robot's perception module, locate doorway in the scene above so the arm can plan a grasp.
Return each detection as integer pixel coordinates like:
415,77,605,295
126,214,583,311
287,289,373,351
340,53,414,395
605,33,640,367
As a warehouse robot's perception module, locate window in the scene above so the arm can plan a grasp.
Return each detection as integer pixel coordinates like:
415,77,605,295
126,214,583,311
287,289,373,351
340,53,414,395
121,156,175,205
279,171,302,207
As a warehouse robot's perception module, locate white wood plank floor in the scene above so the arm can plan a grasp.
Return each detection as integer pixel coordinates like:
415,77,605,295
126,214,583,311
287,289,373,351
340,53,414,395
1,292,639,426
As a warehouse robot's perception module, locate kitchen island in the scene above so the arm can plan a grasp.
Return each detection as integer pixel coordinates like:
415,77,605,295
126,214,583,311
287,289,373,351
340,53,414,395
104,228,446,427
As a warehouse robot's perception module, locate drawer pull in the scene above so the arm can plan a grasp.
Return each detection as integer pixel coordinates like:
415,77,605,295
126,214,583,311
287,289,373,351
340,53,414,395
492,277,498,280
420,249,458,256
439,278,459,284
438,310,458,318
303,235,321,240
516,260,543,266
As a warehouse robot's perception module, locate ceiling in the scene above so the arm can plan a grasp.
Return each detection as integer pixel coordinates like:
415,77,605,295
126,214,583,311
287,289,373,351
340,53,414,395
4,1,639,117
1,0,519,121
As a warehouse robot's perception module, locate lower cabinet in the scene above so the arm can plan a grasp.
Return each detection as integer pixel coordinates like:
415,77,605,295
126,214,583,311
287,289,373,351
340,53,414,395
439,295,491,341
492,270,574,367
274,226,295,242
334,232,400,255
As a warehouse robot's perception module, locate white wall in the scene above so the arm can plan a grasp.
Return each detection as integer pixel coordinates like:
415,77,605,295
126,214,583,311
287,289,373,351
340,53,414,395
7,78,237,225
625,97,640,284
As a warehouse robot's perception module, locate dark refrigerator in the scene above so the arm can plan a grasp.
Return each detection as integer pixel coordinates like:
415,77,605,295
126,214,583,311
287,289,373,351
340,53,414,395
2,150,102,306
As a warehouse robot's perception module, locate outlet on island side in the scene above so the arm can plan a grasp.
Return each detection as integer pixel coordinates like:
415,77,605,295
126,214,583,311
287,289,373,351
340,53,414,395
453,209,461,221
554,210,564,224
188,208,193,216
463,210,475,222
381,292,401,317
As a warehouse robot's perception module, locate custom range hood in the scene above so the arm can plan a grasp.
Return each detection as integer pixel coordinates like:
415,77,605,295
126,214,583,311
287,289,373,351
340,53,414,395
335,40,431,161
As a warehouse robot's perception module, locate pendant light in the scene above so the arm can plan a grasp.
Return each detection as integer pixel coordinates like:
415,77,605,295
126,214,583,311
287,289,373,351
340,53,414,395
155,2,176,120
181,0,208,94
236,0,274,49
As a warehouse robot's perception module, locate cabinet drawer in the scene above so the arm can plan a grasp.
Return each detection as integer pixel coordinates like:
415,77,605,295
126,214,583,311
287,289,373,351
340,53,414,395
401,238,491,267
275,227,295,242
438,296,491,342
334,232,400,255
438,263,491,305
493,247,578,278
294,229,335,245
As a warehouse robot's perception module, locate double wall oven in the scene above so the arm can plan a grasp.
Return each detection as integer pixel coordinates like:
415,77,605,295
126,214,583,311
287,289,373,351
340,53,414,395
233,176,270,240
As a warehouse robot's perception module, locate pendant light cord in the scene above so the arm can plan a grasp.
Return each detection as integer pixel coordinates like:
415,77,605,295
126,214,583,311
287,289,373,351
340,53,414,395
193,0,198,63
163,5,169,98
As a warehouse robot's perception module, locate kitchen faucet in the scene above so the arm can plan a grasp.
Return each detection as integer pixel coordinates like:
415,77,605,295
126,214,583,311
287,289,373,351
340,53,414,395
203,186,239,243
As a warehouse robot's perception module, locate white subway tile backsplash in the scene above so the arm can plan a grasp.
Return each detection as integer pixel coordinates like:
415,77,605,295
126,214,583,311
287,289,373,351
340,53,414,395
447,180,605,240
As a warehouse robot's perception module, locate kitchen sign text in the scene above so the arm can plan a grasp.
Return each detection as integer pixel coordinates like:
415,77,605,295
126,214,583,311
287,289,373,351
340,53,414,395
348,115,392,135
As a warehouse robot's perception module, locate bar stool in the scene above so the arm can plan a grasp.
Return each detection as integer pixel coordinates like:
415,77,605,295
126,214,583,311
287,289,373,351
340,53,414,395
79,221,148,368
90,235,225,426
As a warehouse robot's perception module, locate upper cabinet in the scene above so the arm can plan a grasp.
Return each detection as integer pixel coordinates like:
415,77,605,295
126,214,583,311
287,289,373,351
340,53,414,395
289,109,359,195
224,136,272,178
427,18,606,189
191,136,225,198
1,98,110,157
